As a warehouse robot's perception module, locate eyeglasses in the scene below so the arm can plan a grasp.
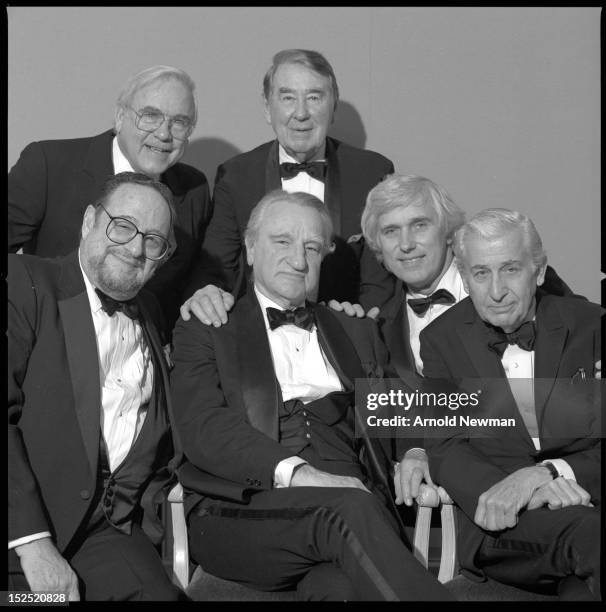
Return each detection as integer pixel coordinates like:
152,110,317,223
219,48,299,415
127,106,193,140
99,204,171,260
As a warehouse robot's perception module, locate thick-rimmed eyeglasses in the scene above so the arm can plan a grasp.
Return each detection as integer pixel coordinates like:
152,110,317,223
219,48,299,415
128,106,193,140
99,204,171,260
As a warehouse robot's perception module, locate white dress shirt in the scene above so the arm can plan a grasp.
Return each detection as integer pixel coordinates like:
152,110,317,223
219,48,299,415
255,288,342,487
407,259,467,375
278,145,325,202
112,136,135,173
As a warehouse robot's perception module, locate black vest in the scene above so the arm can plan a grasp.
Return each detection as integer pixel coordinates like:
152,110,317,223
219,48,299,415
81,380,173,537
279,391,366,482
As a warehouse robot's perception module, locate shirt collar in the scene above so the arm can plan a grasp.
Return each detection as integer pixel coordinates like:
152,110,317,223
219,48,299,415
278,143,326,164
406,257,466,301
112,136,135,174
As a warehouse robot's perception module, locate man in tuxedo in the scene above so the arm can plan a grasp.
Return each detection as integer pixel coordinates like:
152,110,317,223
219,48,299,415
170,190,453,601
419,208,601,599
8,173,185,601
8,65,212,333
185,48,394,326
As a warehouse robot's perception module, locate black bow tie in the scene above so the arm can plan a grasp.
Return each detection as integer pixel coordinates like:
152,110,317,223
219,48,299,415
486,320,536,357
95,289,139,320
266,306,315,332
279,160,327,182
407,289,456,316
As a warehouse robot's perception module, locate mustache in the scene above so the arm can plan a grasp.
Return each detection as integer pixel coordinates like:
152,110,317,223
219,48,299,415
111,247,147,267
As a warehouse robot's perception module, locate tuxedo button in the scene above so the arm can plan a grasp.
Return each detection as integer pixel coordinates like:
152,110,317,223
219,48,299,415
80,489,91,500
305,421,310,426
305,433,311,439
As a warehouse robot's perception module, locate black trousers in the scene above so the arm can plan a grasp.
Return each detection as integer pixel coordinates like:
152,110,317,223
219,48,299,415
475,505,600,600
8,522,185,601
188,486,453,601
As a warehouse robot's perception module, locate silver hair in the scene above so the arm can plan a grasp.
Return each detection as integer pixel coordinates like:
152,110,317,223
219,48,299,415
115,65,197,128
361,174,465,261
453,208,547,271
244,189,333,253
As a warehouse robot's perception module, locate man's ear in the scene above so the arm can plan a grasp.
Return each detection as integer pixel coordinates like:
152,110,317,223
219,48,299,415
456,259,470,293
114,105,125,133
81,205,96,239
245,238,255,266
262,95,272,126
536,261,547,287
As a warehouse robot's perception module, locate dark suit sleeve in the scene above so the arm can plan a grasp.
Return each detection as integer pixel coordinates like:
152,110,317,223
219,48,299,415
8,142,48,253
170,316,292,489
421,327,511,519
8,256,53,540
195,164,245,292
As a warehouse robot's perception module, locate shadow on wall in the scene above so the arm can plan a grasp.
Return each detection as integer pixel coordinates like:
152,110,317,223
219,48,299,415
182,137,242,190
329,100,367,149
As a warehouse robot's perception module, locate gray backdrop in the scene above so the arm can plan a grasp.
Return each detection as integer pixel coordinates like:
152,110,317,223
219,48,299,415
7,7,601,301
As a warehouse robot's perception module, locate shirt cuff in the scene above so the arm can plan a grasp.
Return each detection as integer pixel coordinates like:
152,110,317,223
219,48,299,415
9,532,52,550
274,456,308,488
545,459,576,481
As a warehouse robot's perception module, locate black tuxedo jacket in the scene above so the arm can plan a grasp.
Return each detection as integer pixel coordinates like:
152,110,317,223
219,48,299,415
8,130,213,332
420,293,602,572
170,291,400,520
8,252,182,551
200,138,394,303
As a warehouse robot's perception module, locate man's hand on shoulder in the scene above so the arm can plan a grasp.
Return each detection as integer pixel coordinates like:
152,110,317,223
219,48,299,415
180,284,234,326
526,478,593,511
15,537,80,601
326,300,380,320
474,465,553,531
290,464,370,493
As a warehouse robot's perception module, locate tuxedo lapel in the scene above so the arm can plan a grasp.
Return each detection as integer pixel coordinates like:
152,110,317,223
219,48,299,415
381,283,417,385
264,140,283,193
236,293,281,439
315,306,365,389
458,302,505,378
57,255,101,475
73,131,114,220
534,298,568,427
137,298,182,462
324,138,342,235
